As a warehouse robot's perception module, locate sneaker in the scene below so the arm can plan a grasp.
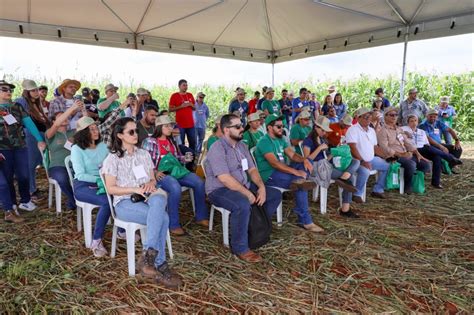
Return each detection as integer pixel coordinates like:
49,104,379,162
19,201,37,212
352,195,364,204
156,262,183,288
117,231,141,243
4,210,25,223
339,209,360,218
302,223,324,233
91,239,108,258
289,179,316,191
138,248,158,279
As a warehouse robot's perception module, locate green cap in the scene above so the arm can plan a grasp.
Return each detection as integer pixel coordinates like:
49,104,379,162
265,113,283,126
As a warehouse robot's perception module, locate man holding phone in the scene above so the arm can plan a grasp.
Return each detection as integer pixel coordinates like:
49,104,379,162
49,79,86,129
168,79,196,152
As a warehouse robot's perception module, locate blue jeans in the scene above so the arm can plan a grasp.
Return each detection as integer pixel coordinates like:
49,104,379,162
179,127,196,153
208,184,281,255
115,194,169,267
0,148,30,210
397,156,431,192
73,180,111,240
442,129,452,145
158,173,208,229
266,162,312,225
355,156,389,196
195,127,206,154
49,166,76,209
331,159,360,204
26,131,43,194
418,145,455,186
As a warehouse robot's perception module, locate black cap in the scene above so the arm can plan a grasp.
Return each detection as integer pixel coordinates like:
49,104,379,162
38,85,48,91
82,87,91,96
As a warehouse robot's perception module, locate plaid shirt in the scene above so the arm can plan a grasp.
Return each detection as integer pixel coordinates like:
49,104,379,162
49,96,83,129
99,107,122,147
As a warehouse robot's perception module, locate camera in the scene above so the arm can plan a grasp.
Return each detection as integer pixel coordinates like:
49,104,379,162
73,95,83,101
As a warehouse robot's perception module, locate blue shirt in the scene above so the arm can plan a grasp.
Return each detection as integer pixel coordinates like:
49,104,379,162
333,103,347,120
302,136,326,161
257,98,265,111
382,97,390,108
435,105,456,118
228,100,249,124
291,97,310,123
418,119,448,144
328,116,339,123
193,102,209,129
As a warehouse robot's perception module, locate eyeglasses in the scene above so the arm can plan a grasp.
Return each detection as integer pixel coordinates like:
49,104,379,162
126,128,139,136
273,124,284,129
198,96,204,99
228,124,243,130
386,113,398,117
0,87,13,93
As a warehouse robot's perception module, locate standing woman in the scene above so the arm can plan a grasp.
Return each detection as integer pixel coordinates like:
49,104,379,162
103,117,182,288
321,94,334,116
142,116,209,236
70,116,110,256
15,79,50,200
333,93,348,120
0,80,46,222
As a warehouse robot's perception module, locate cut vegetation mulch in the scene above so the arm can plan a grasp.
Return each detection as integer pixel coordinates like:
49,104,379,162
1,145,473,313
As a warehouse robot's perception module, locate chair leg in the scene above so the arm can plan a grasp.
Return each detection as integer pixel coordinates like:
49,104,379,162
312,186,319,202
111,225,118,258
126,228,136,276
76,207,82,232
222,211,230,247
276,202,283,226
338,187,343,208
139,228,147,247
55,184,62,214
189,189,196,215
362,184,367,202
209,206,215,231
399,168,405,194
83,206,93,248
48,183,53,208
166,230,174,259
320,187,328,214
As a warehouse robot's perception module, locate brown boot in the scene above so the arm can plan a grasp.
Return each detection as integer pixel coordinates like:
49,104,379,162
139,248,158,279
156,262,183,288
4,211,25,223
289,179,316,191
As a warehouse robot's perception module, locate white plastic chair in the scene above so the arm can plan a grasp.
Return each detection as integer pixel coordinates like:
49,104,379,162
41,149,62,214
181,186,196,214
100,173,173,276
65,156,99,247
399,167,405,194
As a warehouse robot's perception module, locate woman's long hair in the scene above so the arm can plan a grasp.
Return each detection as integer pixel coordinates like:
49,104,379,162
73,126,101,150
152,124,181,155
109,117,135,158
334,93,343,105
22,90,50,127
322,95,333,106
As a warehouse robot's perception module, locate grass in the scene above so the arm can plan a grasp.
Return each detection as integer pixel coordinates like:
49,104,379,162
0,144,473,313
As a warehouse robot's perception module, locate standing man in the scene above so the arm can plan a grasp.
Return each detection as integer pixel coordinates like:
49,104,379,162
169,79,196,152
328,85,337,102
291,88,309,124
49,79,86,129
374,88,390,108
248,91,260,114
205,114,281,262
97,83,122,120
82,87,98,119
137,105,158,146
228,89,248,125
38,85,50,115
194,92,210,154
399,88,428,125
279,89,292,127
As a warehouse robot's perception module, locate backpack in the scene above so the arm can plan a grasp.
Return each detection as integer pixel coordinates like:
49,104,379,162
248,203,272,250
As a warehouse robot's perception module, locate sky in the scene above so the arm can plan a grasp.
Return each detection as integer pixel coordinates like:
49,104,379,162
0,33,472,88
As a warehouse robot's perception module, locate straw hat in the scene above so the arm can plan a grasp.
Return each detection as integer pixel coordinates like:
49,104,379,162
21,79,38,91
58,79,81,95
248,112,260,122
296,110,311,122
104,83,119,93
341,114,353,126
76,117,97,132
155,115,174,126
315,116,332,132
384,106,399,116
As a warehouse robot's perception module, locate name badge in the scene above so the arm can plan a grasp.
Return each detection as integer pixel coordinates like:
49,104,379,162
277,152,285,162
132,165,148,180
4,114,18,125
434,128,440,135
298,102,303,108
397,133,404,144
340,135,346,144
64,140,73,151
241,158,249,171
197,110,204,115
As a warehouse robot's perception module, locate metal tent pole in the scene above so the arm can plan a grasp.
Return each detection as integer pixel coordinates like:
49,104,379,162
399,26,409,104
271,62,275,86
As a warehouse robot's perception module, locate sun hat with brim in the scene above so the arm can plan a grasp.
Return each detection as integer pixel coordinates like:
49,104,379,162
355,107,372,117
328,85,336,91
0,80,15,89
248,113,260,122
256,110,264,116
384,106,399,116
426,109,438,116
155,115,174,126
76,117,97,132
137,87,148,96
315,116,332,132
105,83,118,93
22,79,38,91
341,114,353,126
265,87,275,95
296,110,311,122
408,88,418,94
58,79,81,95
265,113,283,126
197,92,206,98
440,96,449,103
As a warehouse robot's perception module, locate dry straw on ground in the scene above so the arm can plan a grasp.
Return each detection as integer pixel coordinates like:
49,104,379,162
1,145,473,313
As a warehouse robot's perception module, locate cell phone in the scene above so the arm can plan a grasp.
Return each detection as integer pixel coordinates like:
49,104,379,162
73,95,83,101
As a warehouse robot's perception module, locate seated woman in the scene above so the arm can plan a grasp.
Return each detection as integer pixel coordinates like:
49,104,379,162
401,114,461,189
102,117,181,288
242,112,264,150
142,116,209,236
302,116,360,218
71,116,110,256
45,101,81,211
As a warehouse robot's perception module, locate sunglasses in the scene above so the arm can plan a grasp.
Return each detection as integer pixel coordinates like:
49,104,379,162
198,96,204,99
228,124,243,130
126,128,139,136
273,124,284,129
0,87,13,93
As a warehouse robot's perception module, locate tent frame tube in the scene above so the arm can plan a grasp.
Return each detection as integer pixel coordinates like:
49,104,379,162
399,26,409,104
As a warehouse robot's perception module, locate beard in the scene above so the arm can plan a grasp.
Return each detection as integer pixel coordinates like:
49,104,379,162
274,132,283,139
230,132,243,141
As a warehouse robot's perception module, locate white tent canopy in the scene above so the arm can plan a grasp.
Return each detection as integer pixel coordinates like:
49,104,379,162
1,0,472,64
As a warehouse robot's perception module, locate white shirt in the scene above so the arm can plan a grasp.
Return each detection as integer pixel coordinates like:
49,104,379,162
401,126,429,149
345,123,377,162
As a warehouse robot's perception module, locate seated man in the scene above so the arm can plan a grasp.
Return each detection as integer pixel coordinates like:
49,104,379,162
327,114,353,147
419,109,463,173
289,109,311,155
255,114,322,233
345,108,390,202
377,107,430,195
435,96,456,145
204,114,281,263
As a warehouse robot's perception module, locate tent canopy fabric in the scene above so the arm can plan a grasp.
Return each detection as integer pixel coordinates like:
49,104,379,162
0,0,473,63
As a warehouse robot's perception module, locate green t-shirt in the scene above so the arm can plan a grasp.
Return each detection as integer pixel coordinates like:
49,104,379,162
290,123,311,155
255,134,289,182
207,135,219,150
242,130,264,149
46,130,75,168
261,100,287,127
97,98,121,119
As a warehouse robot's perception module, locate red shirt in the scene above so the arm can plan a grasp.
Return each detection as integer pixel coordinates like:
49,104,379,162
248,99,258,114
169,92,195,128
327,123,349,147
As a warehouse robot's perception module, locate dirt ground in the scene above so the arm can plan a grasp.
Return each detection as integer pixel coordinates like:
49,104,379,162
0,144,473,313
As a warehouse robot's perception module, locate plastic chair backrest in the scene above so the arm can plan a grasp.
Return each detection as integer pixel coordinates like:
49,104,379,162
99,172,117,220
201,156,208,177
64,155,74,188
197,139,208,165
40,149,50,178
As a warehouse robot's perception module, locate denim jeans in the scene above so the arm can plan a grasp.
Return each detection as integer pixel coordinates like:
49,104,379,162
266,162,312,225
208,184,281,255
195,127,206,154
355,156,389,196
49,166,76,209
26,131,44,194
73,180,111,240
442,129,452,145
179,127,196,153
115,194,169,267
158,173,208,229
397,156,431,192
331,159,360,204
0,148,30,210
418,145,455,186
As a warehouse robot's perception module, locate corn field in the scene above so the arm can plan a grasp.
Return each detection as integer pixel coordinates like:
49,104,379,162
6,71,474,140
